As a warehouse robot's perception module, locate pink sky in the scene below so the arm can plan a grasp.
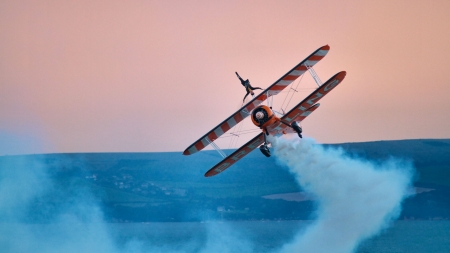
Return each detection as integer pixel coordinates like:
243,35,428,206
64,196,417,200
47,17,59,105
1,0,449,154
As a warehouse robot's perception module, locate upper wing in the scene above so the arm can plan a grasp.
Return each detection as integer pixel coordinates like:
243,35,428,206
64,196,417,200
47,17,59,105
266,71,347,136
204,133,264,177
183,45,331,155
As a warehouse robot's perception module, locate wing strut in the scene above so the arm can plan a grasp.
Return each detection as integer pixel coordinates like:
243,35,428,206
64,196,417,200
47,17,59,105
206,138,227,158
306,64,323,87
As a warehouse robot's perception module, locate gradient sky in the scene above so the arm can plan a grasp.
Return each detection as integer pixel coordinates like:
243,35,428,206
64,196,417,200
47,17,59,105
1,0,449,154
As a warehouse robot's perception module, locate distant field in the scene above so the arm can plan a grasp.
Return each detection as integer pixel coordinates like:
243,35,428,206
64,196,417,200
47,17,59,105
1,138,449,221
413,165,449,187
2,139,449,198
329,139,450,187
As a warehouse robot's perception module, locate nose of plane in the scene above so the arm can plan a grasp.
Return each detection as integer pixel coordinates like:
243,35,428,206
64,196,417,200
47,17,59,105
256,111,264,119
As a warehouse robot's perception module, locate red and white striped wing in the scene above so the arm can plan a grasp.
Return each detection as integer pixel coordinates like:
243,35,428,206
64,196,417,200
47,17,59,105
204,133,264,177
266,45,330,97
266,71,346,136
183,45,330,155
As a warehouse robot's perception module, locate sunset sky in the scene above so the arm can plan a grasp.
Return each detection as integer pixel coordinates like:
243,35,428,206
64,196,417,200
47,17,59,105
1,0,449,155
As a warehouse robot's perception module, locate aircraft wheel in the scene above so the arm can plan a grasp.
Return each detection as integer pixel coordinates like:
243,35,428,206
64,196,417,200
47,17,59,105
259,145,271,157
291,121,302,138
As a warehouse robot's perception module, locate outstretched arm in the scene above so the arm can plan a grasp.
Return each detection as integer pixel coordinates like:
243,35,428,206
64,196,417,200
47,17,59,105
235,72,245,82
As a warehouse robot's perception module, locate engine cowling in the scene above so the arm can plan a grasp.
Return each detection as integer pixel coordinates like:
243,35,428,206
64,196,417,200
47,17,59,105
251,105,279,128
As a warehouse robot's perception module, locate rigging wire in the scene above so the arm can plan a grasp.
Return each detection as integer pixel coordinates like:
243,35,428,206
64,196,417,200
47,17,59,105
284,74,304,113
278,88,315,93
219,118,261,140
229,129,260,134
228,100,246,148
280,73,304,112
280,83,293,111
230,117,245,148
219,129,261,139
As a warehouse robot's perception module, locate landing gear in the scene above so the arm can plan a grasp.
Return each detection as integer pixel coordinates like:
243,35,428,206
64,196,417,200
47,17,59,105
280,120,303,138
260,130,271,157
291,121,302,138
259,144,271,157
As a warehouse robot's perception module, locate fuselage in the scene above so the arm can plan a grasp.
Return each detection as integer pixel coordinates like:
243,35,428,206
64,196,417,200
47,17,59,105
251,105,281,133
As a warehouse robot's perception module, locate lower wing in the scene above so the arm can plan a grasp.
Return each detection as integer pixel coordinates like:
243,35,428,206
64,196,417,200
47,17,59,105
204,133,264,177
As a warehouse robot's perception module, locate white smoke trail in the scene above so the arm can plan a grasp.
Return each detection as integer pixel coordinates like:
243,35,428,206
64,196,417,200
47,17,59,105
0,154,254,253
270,137,414,253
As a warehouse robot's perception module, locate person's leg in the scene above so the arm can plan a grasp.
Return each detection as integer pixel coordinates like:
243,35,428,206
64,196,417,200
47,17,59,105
243,91,250,102
249,85,262,90
247,86,255,96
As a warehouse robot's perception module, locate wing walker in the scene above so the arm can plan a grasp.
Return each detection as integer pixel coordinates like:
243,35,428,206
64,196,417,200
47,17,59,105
183,45,346,177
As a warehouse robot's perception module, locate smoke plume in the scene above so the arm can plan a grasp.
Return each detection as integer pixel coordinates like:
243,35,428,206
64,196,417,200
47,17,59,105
270,136,414,253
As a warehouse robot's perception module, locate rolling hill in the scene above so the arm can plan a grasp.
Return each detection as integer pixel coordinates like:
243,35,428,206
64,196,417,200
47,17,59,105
1,139,449,222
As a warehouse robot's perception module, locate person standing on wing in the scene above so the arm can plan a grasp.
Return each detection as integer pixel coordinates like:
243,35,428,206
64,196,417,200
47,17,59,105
236,72,262,102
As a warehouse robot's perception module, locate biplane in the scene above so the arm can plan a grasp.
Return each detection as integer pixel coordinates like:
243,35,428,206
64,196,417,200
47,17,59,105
183,45,346,177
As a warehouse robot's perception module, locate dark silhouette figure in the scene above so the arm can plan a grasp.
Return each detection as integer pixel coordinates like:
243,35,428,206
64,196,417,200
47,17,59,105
235,72,262,102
